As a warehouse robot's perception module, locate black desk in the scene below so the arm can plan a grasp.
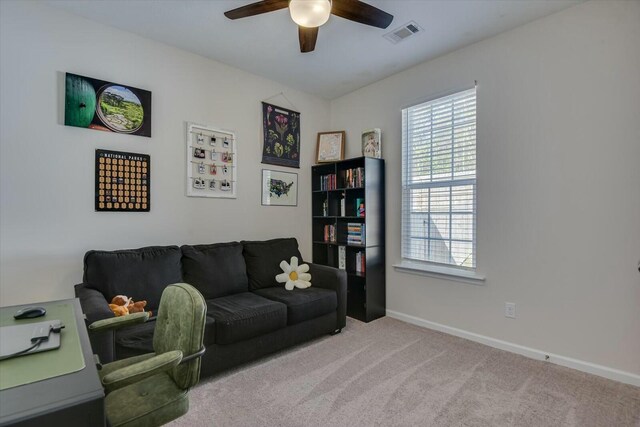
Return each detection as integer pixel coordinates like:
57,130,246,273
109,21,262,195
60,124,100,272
0,299,104,426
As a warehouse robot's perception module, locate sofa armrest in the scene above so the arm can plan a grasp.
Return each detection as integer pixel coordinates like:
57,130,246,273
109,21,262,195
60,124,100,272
75,283,114,323
307,263,347,330
75,283,116,363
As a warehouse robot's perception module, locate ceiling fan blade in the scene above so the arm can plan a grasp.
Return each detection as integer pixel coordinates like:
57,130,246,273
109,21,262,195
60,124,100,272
299,26,319,53
331,0,394,29
224,0,289,20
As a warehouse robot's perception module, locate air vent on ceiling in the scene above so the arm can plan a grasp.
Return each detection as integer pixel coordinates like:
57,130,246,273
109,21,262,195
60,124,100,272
383,21,424,44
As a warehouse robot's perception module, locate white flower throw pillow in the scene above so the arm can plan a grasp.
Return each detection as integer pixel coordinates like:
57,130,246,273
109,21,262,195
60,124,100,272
276,256,311,290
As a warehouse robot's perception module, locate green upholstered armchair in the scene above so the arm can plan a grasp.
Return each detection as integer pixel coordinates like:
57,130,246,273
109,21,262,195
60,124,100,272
88,283,206,427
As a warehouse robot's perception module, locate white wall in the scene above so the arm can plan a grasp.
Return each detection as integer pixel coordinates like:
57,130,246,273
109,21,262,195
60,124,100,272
330,0,640,375
0,1,330,305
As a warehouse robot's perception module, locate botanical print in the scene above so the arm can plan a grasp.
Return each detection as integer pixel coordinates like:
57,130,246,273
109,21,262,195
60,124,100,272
65,73,151,137
262,102,300,168
262,169,298,206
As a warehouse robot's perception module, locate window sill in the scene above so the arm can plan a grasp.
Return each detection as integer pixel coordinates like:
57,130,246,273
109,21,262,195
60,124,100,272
393,261,486,285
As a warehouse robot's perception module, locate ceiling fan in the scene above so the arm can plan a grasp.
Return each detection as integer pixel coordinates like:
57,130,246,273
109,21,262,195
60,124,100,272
224,0,394,53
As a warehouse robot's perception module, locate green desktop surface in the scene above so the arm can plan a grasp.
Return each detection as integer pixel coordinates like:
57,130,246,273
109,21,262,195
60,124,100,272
0,302,85,390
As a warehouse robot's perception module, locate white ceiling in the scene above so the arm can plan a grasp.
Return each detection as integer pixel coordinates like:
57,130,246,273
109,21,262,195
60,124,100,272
45,0,582,100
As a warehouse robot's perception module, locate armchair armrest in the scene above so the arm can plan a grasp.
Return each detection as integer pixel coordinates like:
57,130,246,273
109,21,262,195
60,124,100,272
101,350,183,393
307,263,347,330
89,312,149,332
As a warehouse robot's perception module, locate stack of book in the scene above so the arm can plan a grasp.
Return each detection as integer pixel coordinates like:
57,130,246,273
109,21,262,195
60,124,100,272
320,174,337,190
323,224,336,242
347,223,365,245
355,251,366,274
342,167,365,188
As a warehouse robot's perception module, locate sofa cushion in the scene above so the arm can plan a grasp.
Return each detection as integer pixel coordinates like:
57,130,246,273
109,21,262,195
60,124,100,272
242,238,303,290
206,292,287,345
115,317,216,358
83,246,182,311
253,287,337,325
181,242,248,299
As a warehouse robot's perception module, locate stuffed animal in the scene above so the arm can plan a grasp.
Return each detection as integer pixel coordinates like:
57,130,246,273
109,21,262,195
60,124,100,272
109,295,152,317
127,300,148,314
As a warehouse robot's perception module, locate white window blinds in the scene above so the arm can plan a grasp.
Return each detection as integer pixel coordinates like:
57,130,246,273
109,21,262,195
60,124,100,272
401,87,477,269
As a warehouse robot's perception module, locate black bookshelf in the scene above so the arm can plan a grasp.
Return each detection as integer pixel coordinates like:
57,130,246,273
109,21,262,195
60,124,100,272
311,157,385,322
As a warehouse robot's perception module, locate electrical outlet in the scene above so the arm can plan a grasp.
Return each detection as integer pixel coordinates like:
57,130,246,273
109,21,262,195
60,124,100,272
505,302,516,318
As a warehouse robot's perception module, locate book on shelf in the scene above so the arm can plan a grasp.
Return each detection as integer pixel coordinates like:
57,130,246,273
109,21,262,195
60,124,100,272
320,173,337,191
341,167,365,189
322,199,328,216
355,251,366,274
323,224,336,243
340,193,345,217
338,246,346,270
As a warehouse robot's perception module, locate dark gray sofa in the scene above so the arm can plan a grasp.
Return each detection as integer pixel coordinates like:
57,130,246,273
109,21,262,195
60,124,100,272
75,238,347,378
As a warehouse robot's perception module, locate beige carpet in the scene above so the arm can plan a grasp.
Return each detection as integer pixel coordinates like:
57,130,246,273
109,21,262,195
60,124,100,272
169,317,640,427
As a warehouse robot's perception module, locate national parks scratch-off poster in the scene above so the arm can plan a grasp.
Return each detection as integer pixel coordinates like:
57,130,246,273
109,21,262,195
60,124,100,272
96,149,150,212
65,73,152,137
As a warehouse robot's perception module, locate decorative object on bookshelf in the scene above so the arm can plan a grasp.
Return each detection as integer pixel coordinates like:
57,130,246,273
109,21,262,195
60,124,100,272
362,128,382,158
316,131,346,163
355,197,365,217
261,169,298,206
262,102,300,168
312,157,385,322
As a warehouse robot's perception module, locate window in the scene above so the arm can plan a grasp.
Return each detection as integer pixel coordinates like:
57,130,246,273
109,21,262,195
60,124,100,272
401,87,476,269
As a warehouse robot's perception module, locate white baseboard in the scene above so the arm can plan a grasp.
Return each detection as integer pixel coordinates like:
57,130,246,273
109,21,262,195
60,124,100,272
386,309,640,387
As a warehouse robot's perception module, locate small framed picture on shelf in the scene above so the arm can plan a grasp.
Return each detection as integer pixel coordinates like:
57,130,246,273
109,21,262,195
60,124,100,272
261,169,298,206
316,131,346,163
361,128,382,158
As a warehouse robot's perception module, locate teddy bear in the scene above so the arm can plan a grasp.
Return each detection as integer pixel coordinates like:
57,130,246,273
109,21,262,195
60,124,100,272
108,295,152,317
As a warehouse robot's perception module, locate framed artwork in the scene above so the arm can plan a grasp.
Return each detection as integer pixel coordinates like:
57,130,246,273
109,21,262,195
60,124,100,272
362,128,382,158
261,169,298,206
316,131,346,163
185,122,237,199
65,73,152,137
95,149,150,212
261,102,300,168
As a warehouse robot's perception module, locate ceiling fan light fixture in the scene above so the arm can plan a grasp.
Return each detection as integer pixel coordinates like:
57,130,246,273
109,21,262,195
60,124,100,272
289,0,331,28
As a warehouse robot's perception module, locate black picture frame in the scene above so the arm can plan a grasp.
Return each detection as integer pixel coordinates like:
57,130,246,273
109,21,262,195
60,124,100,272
95,149,150,212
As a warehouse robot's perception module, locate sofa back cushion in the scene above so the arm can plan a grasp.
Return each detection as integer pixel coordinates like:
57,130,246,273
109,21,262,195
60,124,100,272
242,238,302,290
83,246,182,311
181,242,248,299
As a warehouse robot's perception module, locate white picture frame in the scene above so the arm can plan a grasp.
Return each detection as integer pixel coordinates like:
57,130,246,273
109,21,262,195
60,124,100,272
261,169,298,206
186,122,237,198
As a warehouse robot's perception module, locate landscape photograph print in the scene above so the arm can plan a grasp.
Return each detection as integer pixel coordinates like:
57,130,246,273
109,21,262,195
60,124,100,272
65,73,152,137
